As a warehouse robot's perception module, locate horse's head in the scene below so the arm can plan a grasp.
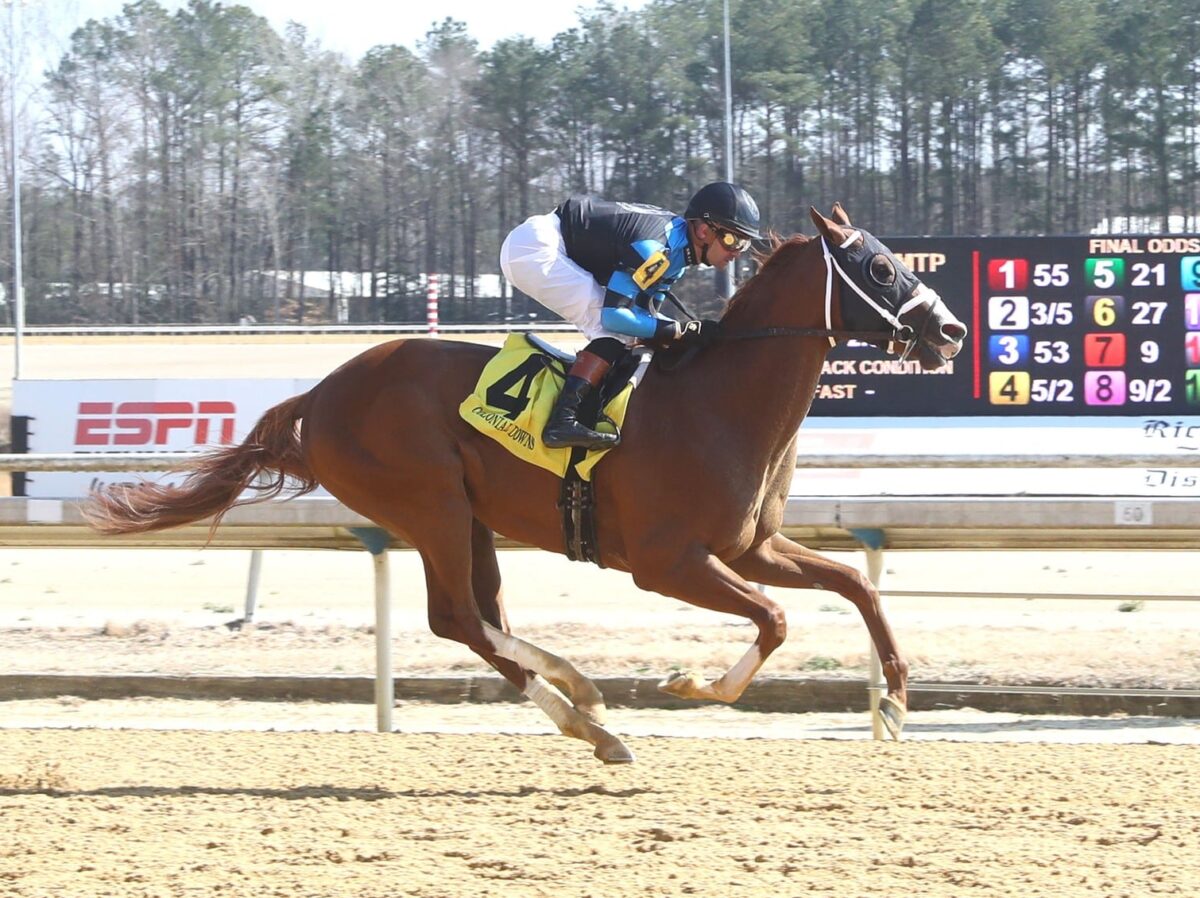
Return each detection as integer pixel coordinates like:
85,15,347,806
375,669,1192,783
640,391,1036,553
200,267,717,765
810,204,966,370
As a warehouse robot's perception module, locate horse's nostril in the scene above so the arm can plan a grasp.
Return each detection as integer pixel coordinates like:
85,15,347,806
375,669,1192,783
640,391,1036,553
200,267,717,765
942,321,967,343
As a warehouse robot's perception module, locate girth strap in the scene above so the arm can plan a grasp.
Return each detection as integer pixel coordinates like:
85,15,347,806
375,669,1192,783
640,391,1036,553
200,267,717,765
559,447,602,566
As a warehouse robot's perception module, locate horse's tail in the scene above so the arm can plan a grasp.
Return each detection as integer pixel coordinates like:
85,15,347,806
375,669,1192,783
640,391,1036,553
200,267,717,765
84,392,318,535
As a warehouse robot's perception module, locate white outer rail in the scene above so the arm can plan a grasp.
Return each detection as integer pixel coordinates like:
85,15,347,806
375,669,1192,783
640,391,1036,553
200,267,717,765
0,323,576,337
2,452,1200,472
1,453,1198,736
0,454,201,471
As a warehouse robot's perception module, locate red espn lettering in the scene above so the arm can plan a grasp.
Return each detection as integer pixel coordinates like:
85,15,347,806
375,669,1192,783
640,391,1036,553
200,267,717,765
75,400,237,446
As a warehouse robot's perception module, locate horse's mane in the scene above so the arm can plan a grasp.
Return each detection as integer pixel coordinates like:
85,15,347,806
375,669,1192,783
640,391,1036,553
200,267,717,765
720,232,812,322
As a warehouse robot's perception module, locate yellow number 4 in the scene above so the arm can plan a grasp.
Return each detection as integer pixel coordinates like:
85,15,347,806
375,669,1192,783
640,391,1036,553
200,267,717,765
989,371,1030,404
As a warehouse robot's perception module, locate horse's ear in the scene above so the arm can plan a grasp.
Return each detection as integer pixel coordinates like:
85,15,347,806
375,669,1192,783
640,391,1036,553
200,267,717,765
831,202,852,226
809,206,852,245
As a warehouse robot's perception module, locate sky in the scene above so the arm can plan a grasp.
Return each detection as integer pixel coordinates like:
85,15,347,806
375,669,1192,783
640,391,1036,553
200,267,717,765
46,0,654,60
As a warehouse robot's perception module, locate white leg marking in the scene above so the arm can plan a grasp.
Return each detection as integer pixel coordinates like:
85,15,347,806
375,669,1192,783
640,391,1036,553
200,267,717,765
524,675,634,763
713,645,764,700
483,622,606,722
485,625,545,671
523,676,578,736
660,645,765,703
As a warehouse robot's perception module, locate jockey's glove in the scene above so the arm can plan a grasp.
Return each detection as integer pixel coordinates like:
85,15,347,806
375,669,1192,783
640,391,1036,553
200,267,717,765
677,318,722,348
648,316,683,350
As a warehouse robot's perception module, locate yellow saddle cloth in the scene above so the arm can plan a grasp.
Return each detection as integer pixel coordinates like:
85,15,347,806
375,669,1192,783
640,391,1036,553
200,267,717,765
459,334,632,482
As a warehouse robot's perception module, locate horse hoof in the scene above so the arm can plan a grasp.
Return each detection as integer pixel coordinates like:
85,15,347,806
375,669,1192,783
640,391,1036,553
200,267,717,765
658,671,703,698
879,695,907,741
594,738,636,764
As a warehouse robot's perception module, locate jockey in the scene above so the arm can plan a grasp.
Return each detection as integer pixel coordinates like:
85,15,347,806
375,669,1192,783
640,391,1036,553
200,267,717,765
500,181,761,451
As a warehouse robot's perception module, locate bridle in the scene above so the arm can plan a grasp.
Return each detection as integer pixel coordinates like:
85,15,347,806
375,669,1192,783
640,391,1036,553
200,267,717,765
817,230,944,361
710,231,945,360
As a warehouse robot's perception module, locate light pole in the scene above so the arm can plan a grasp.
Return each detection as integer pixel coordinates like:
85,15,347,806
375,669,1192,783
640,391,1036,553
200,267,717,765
715,0,736,299
6,0,23,379
723,0,734,193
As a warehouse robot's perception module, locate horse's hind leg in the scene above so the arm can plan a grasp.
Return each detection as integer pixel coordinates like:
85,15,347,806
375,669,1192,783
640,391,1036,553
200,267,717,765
417,504,631,763
729,533,908,739
469,520,608,726
631,543,787,704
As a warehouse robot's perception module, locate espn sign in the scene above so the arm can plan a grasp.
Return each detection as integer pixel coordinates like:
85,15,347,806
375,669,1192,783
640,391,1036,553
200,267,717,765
75,400,237,447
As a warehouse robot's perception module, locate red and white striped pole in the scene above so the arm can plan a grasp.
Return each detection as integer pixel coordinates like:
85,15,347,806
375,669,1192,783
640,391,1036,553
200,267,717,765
426,273,440,335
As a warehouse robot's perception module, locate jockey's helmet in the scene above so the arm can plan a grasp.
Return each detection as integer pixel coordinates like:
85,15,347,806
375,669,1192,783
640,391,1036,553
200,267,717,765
684,182,762,240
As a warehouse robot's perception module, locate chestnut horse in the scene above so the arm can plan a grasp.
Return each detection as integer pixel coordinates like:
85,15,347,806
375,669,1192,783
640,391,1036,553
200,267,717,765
86,205,966,763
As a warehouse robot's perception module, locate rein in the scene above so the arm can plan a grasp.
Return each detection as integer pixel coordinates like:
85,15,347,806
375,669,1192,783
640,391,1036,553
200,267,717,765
658,323,909,373
664,289,901,346
719,234,944,353
718,325,900,344
662,233,942,366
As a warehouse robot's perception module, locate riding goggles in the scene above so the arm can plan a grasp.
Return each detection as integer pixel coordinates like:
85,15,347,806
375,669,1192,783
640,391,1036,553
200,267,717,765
715,227,752,253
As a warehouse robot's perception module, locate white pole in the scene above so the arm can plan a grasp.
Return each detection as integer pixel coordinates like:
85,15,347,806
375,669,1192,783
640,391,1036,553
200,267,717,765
8,0,23,379
864,547,886,740
718,0,736,298
242,549,263,622
373,551,393,732
723,0,734,186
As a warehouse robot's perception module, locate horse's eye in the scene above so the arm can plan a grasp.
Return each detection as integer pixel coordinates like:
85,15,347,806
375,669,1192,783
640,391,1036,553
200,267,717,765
868,254,896,287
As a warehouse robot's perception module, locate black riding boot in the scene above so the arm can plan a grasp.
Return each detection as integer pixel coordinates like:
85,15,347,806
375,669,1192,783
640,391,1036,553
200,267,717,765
542,376,620,450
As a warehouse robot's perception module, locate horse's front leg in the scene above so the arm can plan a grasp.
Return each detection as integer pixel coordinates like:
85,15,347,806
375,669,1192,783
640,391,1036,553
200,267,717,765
469,520,608,727
728,533,908,739
630,543,787,704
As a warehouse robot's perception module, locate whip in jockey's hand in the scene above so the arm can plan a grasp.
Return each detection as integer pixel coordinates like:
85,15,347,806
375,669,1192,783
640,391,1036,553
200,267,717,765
675,318,722,348
645,317,722,351
500,182,761,450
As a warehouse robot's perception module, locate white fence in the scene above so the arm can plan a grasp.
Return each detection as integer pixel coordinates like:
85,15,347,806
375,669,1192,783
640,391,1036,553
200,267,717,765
1,452,1198,736
0,323,576,338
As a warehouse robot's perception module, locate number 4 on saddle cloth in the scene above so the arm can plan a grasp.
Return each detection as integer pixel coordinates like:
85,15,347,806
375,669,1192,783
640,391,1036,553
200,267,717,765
458,333,647,481
459,334,648,565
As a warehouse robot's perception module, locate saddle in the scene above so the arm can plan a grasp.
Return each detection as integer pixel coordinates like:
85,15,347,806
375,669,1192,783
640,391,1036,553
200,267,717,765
459,334,650,567
524,334,648,568
523,334,646,434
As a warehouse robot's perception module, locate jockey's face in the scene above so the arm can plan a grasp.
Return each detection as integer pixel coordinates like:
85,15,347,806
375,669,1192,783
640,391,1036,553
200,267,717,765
691,221,746,269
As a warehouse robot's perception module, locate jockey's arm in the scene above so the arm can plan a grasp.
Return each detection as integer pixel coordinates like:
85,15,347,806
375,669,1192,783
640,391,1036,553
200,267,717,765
600,278,678,342
599,239,680,343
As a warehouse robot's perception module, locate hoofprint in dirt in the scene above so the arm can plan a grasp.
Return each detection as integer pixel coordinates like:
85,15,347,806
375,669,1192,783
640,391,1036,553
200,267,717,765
3,697,1199,745
1,729,1197,898
0,547,1196,690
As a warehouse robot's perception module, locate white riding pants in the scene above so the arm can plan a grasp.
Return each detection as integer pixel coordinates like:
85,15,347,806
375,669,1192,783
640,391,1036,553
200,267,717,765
499,212,634,345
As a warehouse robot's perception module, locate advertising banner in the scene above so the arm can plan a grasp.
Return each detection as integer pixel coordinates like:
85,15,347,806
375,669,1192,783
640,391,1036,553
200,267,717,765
12,379,319,498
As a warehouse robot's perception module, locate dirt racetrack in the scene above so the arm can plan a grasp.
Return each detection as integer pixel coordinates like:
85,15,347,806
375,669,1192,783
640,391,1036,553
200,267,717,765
1,729,1196,898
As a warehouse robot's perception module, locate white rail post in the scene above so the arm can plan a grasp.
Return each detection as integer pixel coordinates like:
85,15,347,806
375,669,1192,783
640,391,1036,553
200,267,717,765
349,527,394,733
851,528,888,740
866,547,886,740
372,550,393,732
243,549,263,622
